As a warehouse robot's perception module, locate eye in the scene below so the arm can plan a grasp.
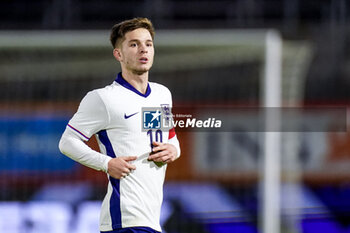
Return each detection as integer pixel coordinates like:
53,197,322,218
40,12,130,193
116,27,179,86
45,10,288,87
130,43,137,47
147,43,153,47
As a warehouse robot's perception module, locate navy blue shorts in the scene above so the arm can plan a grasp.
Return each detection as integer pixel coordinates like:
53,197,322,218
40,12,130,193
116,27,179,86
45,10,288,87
101,226,160,233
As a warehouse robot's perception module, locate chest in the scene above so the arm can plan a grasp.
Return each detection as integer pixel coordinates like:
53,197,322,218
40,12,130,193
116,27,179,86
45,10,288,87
105,91,170,133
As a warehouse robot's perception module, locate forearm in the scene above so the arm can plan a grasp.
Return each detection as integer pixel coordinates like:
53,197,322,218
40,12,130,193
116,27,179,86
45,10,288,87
59,128,111,172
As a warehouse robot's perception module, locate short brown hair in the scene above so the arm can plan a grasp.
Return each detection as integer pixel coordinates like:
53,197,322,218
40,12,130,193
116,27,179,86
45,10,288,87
110,17,155,48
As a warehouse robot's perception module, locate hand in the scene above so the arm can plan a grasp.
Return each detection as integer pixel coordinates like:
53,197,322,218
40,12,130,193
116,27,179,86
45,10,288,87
148,141,177,164
107,156,137,179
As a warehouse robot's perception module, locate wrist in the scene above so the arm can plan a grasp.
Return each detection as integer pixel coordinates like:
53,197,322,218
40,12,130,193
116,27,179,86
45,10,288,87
103,157,112,173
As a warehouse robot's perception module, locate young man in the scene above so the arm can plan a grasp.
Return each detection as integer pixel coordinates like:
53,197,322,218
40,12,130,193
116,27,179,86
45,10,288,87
59,18,180,233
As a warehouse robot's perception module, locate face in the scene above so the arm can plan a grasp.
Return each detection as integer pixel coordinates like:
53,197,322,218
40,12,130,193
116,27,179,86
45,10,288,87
114,28,154,75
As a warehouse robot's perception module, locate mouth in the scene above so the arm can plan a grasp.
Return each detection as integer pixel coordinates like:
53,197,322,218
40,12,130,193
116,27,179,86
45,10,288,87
139,57,148,64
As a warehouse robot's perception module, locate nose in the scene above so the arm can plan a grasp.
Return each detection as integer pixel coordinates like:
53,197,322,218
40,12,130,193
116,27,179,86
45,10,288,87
139,44,148,54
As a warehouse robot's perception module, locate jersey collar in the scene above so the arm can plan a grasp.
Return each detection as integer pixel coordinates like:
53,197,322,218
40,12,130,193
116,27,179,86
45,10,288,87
115,72,151,98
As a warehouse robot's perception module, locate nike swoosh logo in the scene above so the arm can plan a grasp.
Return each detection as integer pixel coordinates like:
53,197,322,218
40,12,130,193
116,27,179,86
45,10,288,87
124,112,138,119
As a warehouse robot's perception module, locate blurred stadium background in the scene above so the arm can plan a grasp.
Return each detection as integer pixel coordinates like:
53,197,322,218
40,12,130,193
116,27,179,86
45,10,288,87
1,0,350,233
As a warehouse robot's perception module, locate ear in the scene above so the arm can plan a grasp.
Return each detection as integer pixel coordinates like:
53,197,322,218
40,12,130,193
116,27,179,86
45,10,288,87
113,48,122,61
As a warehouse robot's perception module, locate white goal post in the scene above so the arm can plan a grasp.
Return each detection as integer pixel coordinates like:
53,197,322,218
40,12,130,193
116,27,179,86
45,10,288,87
262,30,282,233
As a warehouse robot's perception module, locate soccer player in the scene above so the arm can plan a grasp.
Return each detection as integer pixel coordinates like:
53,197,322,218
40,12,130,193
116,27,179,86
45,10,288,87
58,17,180,233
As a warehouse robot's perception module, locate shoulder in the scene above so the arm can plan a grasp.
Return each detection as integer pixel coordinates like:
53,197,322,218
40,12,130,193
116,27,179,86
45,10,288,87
98,81,119,93
88,82,119,99
149,82,172,95
79,82,119,109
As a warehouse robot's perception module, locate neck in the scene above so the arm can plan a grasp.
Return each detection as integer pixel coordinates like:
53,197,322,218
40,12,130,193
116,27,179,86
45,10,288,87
121,70,149,94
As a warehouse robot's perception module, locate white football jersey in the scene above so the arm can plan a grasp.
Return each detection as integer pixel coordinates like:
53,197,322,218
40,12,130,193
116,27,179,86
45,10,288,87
65,73,179,232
